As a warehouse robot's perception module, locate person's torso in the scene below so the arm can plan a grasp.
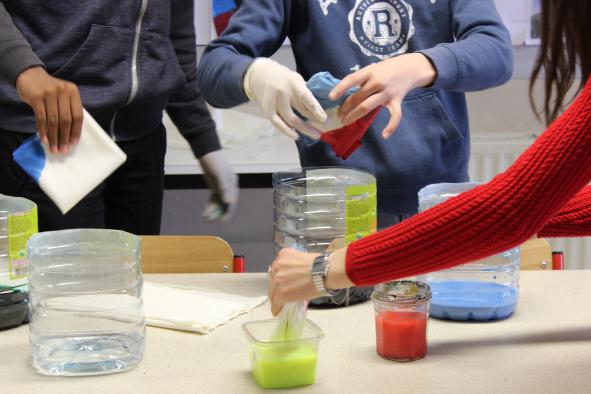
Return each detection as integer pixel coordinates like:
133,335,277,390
288,0,470,213
0,0,186,139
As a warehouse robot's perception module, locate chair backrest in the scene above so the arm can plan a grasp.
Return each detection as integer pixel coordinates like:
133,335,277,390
141,236,235,273
520,238,554,270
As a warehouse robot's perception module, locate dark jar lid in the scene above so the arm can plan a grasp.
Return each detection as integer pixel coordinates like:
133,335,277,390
0,288,28,306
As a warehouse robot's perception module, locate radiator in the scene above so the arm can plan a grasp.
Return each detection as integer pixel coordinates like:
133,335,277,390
470,133,591,269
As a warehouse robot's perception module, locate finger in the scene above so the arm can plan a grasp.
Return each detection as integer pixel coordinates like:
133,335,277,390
220,198,238,221
382,100,403,139
329,70,369,101
293,84,326,123
202,199,223,221
57,90,72,153
69,87,83,147
31,100,48,145
270,113,299,140
44,93,59,154
267,269,283,316
339,82,382,118
341,92,386,126
277,95,321,140
271,301,283,317
280,109,322,140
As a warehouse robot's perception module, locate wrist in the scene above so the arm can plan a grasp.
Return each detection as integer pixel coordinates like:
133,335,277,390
16,65,45,86
325,247,354,290
408,53,437,89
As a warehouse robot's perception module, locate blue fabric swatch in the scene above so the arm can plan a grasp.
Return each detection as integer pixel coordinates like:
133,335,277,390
12,135,46,182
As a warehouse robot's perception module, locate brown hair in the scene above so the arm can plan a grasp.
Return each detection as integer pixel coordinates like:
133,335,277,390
530,0,591,124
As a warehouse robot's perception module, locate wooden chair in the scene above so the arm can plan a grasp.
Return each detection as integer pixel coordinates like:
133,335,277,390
520,238,560,270
140,236,241,273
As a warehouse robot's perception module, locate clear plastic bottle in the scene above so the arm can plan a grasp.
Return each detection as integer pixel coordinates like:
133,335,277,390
0,194,37,289
27,229,144,376
273,167,377,306
0,194,37,330
417,183,520,321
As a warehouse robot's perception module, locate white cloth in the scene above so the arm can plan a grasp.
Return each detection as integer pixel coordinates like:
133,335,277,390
143,282,267,334
39,109,126,214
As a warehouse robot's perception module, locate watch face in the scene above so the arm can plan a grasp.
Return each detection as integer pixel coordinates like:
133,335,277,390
312,255,325,273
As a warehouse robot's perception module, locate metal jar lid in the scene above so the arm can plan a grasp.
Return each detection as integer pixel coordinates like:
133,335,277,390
373,280,432,305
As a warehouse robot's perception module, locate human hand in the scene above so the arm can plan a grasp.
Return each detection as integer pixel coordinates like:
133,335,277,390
243,58,327,140
329,53,436,139
199,150,239,221
16,66,83,154
268,247,353,316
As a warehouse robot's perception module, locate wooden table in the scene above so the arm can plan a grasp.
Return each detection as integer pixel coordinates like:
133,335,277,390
2,272,591,393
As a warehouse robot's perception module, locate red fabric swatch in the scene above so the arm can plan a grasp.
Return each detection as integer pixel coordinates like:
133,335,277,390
320,107,381,159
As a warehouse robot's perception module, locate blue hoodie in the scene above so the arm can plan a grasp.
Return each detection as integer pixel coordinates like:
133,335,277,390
0,0,220,158
197,0,513,218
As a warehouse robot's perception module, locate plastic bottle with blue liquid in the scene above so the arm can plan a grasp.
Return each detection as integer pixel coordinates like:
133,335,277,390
417,183,520,321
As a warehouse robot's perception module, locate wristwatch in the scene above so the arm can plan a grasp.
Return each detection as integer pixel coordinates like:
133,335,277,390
310,253,339,297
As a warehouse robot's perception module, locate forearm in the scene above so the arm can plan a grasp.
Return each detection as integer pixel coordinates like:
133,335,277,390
168,0,221,157
419,0,513,92
196,0,289,108
345,78,591,286
0,3,43,85
538,186,591,237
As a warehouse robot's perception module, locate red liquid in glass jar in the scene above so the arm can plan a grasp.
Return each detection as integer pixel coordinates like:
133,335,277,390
375,311,427,361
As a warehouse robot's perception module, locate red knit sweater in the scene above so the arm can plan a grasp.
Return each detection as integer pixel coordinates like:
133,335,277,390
346,78,591,286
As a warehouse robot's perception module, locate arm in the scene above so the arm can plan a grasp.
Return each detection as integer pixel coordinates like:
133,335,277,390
333,0,513,137
167,0,220,159
197,0,325,140
167,0,238,221
269,78,591,313
0,3,81,154
418,0,513,92
0,2,43,85
345,78,591,285
196,0,290,109
538,186,591,237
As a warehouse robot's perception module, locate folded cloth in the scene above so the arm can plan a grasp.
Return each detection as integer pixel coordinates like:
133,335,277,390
143,282,266,334
320,108,381,159
307,71,381,160
12,109,126,214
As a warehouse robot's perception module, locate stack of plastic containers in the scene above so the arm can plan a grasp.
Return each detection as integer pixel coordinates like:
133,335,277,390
273,167,377,306
417,183,520,321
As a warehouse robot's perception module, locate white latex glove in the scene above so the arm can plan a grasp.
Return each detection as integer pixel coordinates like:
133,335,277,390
243,58,327,140
308,107,344,132
198,150,239,221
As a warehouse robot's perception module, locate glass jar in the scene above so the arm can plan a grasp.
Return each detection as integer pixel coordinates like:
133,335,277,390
273,167,376,307
373,281,431,361
417,183,520,321
27,229,144,376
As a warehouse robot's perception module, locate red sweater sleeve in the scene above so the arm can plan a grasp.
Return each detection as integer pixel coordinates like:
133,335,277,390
537,186,591,237
346,78,591,286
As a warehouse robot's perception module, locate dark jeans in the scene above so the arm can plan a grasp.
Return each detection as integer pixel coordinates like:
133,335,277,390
0,125,166,235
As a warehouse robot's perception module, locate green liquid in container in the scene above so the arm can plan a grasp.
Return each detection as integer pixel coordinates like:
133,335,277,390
243,318,324,389
250,343,318,389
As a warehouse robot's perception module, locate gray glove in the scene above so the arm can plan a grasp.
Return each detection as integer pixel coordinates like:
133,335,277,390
198,150,238,221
